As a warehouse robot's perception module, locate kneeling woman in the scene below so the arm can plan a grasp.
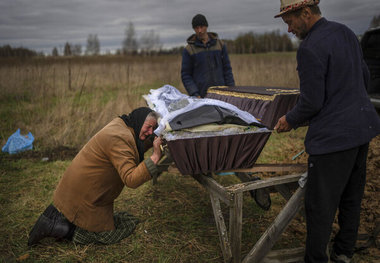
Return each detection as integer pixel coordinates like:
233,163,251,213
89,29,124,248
28,107,162,245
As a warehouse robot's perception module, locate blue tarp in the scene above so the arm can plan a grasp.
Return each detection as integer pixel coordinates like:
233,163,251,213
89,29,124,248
2,129,34,154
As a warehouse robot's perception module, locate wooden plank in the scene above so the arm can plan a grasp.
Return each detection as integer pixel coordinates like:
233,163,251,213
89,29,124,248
275,183,306,219
262,247,304,263
192,173,231,204
223,164,307,174
209,192,232,262
167,163,307,175
226,173,305,194
242,187,305,263
229,192,243,263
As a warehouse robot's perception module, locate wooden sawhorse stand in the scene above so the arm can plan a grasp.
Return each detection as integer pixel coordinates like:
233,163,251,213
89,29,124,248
190,164,307,263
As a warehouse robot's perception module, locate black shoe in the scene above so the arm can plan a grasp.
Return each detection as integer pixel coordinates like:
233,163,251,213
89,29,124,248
330,249,352,263
249,177,271,211
28,205,71,246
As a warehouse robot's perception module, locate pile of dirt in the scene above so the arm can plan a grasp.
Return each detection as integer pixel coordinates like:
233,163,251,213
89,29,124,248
357,135,380,256
0,145,78,162
286,135,380,258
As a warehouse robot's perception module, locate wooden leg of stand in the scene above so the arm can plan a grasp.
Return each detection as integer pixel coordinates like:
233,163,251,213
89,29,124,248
242,187,305,263
230,192,243,263
209,192,232,262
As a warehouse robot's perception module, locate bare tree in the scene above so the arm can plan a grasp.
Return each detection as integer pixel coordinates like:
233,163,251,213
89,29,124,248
72,44,82,56
369,14,380,29
52,47,59,56
64,42,72,56
122,22,138,55
140,30,162,55
86,34,100,55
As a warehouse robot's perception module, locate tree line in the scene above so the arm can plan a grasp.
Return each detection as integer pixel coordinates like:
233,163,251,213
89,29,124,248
224,30,294,54
54,22,162,57
0,45,43,57
0,29,294,58
58,24,293,56
1,14,379,58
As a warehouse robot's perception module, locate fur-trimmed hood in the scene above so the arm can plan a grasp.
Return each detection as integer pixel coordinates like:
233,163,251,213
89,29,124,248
186,32,219,45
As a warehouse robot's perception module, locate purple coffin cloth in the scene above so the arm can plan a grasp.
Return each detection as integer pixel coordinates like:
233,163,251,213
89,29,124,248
166,132,271,175
205,86,299,129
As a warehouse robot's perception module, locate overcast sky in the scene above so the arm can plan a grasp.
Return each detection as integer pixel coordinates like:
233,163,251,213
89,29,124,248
1,0,379,54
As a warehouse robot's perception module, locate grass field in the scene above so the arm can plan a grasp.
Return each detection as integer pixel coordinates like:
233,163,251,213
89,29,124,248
0,54,378,262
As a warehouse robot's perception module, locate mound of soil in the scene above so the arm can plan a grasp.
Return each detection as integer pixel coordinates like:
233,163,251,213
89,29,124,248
0,145,78,162
357,135,380,256
287,135,380,257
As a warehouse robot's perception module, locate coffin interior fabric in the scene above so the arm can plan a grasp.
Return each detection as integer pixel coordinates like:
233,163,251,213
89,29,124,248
144,85,262,136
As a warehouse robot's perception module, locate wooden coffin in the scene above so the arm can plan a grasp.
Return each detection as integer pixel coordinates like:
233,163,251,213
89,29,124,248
166,131,271,175
206,86,299,129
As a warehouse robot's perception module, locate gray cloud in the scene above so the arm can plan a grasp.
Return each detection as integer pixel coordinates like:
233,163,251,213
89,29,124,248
0,0,378,54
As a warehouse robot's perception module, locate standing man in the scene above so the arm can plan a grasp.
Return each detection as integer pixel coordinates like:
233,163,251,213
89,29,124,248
181,14,271,210
181,14,235,98
28,108,164,246
274,0,380,262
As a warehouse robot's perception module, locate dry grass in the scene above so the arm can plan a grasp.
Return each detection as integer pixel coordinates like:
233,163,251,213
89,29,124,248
0,156,307,263
0,56,183,148
232,53,299,88
0,53,298,150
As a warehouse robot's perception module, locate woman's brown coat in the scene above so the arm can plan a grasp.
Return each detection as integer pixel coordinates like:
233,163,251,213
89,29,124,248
53,118,152,232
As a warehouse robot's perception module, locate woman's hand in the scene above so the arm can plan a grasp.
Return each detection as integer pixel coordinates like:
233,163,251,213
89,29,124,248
150,136,163,164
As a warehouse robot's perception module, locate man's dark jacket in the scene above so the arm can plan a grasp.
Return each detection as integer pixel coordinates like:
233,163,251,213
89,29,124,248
181,32,235,98
286,18,380,155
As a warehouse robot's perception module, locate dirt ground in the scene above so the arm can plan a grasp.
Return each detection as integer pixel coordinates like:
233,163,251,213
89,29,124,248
356,135,380,257
285,135,380,259
3,145,78,162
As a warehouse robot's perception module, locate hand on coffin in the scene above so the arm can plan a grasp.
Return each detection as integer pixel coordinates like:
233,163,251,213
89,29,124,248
156,144,174,174
274,115,292,133
150,136,163,164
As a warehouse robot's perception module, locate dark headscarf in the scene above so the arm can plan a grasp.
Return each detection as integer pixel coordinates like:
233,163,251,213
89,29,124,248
119,107,153,162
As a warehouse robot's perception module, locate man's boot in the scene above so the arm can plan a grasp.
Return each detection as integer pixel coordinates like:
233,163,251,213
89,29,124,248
330,248,352,263
235,173,271,211
28,204,73,246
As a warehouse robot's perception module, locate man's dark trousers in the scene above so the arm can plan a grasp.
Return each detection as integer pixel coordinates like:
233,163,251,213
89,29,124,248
304,143,369,262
